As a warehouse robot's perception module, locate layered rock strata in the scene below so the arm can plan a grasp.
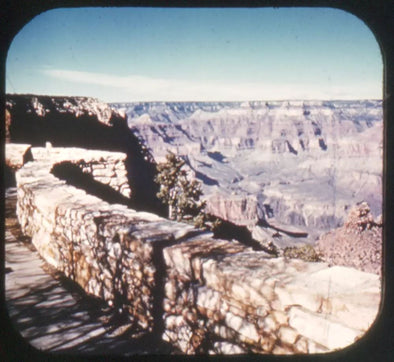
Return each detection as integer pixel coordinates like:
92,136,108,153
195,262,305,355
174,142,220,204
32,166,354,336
6,95,383,247
113,100,383,239
11,144,380,354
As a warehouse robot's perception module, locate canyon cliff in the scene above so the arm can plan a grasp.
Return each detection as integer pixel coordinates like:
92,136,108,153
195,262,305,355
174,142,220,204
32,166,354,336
5,94,383,354
6,95,383,248
113,100,383,245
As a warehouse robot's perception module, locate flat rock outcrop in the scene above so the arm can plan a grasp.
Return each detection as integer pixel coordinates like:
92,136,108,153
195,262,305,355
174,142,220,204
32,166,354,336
6,94,120,128
315,202,382,275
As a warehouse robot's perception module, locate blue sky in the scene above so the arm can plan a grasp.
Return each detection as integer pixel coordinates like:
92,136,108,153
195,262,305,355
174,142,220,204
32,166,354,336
6,7,382,102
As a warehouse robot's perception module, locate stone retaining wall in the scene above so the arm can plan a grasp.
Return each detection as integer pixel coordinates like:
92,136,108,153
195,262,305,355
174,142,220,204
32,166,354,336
163,244,380,354
9,144,381,354
31,146,131,198
5,143,33,170
14,150,199,332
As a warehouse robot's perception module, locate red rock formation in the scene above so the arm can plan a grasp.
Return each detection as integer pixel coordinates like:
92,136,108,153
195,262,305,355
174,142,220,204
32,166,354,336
315,202,382,275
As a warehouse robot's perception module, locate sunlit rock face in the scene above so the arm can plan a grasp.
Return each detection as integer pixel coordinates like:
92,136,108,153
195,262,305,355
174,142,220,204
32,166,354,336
316,202,382,275
7,94,121,126
112,100,383,244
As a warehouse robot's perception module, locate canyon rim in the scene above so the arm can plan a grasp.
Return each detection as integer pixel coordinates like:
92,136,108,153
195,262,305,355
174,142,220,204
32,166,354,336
4,5,385,357
5,94,383,355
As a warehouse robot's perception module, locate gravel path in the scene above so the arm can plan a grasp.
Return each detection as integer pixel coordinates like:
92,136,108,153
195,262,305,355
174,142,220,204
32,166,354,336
4,188,173,356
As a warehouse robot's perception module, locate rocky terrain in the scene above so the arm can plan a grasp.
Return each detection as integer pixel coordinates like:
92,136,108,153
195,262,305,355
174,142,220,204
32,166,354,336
112,100,383,246
316,202,382,275
6,94,383,249
5,94,162,214
4,95,383,354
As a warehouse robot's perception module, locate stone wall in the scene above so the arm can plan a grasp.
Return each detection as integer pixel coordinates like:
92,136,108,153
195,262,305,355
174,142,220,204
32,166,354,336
162,243,380,354
14,147,200,332
30,146,131,199
5,143,33,170
9,144,381,355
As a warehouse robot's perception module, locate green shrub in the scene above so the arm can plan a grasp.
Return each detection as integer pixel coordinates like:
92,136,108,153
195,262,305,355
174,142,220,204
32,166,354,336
283,244,321,262
154,151,207,228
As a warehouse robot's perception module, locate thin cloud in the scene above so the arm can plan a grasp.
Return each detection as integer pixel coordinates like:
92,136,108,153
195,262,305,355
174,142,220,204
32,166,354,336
43,69,381,102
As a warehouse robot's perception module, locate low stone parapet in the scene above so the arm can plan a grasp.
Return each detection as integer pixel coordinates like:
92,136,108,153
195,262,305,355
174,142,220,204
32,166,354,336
6,144,131,198
163,243,380,354
13,145,381,354
32,146,132,198
15,157,201,332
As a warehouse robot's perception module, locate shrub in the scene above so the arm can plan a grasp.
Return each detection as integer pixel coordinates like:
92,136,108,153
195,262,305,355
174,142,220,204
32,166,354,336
283,244,321,262
154,151,207,227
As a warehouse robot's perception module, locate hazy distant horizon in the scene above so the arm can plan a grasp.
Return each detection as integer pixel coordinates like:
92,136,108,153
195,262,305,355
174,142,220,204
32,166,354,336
6,7,382,102
5,92,383,104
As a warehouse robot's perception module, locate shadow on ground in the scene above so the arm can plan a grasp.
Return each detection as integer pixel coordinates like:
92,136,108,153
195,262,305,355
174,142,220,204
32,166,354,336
5,188,174,356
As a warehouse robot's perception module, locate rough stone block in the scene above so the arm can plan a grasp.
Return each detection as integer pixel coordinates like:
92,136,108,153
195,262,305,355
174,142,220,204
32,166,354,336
278,326,299,345
196,287,222,312
211,341,245,354
5,143,33,169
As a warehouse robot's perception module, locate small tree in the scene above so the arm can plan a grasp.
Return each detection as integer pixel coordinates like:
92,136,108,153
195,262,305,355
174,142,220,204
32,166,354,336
154,151,206,226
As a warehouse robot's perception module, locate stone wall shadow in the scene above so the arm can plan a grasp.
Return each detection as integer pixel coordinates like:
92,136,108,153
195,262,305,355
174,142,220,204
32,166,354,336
6,267,174,355
51,162,131,207
212,218,278,255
